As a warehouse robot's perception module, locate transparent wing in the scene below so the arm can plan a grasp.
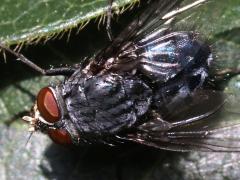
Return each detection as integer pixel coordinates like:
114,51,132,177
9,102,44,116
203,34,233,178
119,90,240,152
86,0,210,84
95,0,183,63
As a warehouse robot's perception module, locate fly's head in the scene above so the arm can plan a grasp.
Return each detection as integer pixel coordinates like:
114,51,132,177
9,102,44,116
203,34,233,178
23,86,74,145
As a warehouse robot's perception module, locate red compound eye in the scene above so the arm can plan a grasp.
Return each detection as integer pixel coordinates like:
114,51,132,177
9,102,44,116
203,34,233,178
37,87,60,123
48,129,72,145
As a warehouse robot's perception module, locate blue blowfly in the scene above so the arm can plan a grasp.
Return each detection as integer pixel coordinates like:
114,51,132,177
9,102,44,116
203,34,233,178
1,0,240,152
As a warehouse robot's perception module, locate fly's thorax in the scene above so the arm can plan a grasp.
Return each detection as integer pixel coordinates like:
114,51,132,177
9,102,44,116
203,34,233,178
22,85,79,145
64,73,152,138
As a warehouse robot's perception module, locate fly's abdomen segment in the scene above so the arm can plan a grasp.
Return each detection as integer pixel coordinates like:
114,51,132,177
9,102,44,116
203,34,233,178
65,73,152,137
137,32,212,83
140,32,213,112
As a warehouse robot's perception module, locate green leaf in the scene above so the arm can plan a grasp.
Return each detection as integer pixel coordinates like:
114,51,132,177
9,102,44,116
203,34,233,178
0,0,138,45
0,0,239,179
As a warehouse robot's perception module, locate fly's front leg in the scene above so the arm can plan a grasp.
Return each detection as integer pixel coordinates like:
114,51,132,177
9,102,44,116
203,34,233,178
4,110,29,127
0,42,76,77
106,0,114,41
44,67,76,76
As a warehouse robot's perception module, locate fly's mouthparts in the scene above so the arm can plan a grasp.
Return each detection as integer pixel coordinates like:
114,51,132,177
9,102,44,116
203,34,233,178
22,104,39,132
22,116,36,132
22,104,54,132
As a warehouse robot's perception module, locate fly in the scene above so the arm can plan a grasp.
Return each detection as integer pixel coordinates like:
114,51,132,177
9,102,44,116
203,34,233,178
1,0,240,152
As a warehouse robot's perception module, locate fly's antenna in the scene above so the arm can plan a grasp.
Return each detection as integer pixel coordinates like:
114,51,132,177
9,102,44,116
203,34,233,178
0,42,46,74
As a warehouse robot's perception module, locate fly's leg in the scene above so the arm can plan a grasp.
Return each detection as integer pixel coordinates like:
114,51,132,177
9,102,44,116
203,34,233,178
214,68,240,81
4,110,29,127
138,97,223,133
43,67,76,76
3,83,37,126
170,101,224,128
205,68,240,90
106,0,114,41
0,42,76,76
138,111,172,132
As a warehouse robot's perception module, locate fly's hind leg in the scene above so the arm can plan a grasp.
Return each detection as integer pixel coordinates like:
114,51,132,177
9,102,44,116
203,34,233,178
140,91,224,133
214,68,240,81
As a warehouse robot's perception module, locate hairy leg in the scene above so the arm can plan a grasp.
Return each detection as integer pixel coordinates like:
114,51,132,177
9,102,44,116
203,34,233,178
0,42,76,76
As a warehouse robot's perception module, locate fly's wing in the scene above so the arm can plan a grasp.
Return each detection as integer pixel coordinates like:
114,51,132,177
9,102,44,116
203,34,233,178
88,0,184,71
118,90,240,152
88,0,210,83
97,0,182,55
101,0,183,55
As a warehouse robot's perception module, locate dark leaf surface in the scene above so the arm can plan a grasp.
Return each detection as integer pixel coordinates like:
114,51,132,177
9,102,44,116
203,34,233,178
0,0,239,179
